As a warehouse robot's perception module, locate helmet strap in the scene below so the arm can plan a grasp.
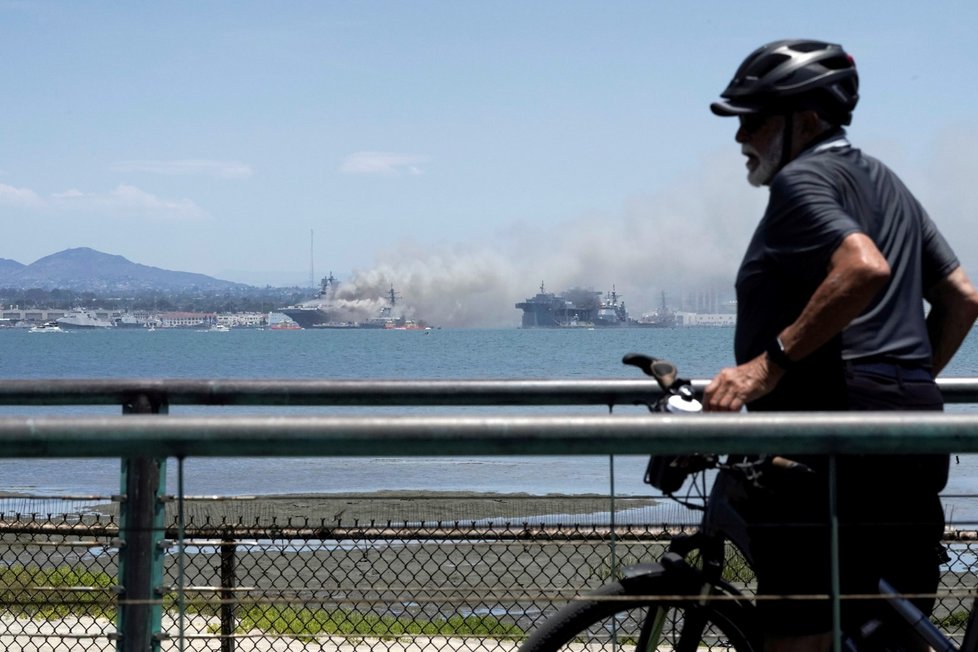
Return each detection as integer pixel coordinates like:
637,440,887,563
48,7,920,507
778,111,794,173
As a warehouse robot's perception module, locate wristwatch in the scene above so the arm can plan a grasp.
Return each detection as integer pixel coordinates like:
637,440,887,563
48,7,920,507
765,336,795,371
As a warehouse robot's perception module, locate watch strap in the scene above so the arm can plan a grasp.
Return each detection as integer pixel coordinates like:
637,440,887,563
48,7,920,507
766,336,794,370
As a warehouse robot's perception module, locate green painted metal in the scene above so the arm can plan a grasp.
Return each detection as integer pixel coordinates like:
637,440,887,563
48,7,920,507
828,455,842,652
1,376,976,651
0,378,659,406
0,412,977,458
117,457,167,652
116,395,168,652
0,378,976,406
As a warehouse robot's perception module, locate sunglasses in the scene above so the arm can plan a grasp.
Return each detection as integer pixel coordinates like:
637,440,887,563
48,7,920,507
738,113,775,135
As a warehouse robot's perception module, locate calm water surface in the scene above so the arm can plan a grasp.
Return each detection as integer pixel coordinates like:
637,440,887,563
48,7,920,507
2,327,978,511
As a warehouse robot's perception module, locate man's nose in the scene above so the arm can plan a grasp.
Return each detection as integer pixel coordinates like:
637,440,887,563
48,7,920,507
735,125,749,144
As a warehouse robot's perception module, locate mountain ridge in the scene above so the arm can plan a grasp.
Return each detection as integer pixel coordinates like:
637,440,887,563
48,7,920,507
0,248,250,292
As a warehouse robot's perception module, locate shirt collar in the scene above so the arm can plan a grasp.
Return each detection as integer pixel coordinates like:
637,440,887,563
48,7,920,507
812,136,851,153
804,128,851,155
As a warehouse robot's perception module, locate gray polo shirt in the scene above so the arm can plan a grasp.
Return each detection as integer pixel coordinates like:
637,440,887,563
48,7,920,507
734,131,959,370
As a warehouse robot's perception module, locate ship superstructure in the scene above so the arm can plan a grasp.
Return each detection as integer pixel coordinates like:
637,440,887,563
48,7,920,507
278,272,343,328
56,309,116,329
279,274,429,329
516,283,629,328
635,291,678,328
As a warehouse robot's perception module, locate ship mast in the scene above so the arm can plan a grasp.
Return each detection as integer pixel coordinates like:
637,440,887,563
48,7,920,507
309,229,315,290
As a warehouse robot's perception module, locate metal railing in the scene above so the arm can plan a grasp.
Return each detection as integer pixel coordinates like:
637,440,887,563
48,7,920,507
2,378,978,651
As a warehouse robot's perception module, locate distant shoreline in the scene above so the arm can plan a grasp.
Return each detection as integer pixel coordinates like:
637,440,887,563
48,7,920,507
127,491,661,524
1,490,665,524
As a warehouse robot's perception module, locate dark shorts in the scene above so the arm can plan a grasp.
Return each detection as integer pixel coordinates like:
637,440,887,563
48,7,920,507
748,362,948,637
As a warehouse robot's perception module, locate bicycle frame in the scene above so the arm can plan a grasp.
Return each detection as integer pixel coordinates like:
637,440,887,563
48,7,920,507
622,353,969,652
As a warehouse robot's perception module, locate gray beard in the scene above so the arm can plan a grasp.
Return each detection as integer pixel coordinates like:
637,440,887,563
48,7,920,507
748,129,783,187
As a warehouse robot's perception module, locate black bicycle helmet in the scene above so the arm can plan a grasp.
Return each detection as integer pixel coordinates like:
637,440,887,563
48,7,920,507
711,39,859,125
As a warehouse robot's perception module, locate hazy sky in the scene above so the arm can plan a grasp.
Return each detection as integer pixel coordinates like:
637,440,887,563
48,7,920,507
2,2,977,325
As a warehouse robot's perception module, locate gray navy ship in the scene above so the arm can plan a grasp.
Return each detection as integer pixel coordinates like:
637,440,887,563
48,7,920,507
515,283,628,328
278,273,344,328
516,283,675,328
279,274,429,329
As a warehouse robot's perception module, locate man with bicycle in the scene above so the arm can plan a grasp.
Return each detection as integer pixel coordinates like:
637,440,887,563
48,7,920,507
703,40,978,652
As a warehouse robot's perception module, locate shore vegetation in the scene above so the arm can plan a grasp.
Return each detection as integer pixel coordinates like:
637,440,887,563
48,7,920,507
1,564,525,640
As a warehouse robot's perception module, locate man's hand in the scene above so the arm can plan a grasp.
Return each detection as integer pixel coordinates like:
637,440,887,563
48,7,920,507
704,232,889,412
704,353,784,411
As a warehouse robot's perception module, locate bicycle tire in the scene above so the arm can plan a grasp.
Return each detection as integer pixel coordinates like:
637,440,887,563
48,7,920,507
520,577,759,652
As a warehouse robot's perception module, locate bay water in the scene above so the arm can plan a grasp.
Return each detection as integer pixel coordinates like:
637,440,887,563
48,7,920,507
2,326,978,515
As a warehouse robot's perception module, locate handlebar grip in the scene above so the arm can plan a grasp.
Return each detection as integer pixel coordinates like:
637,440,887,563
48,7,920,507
623,353,679,390
622,353,657,374
770,456,814,474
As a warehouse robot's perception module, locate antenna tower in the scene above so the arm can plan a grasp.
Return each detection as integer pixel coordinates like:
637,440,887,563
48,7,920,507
309,229,315,289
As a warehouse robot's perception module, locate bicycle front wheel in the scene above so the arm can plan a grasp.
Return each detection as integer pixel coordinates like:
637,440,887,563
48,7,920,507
520,578,759,652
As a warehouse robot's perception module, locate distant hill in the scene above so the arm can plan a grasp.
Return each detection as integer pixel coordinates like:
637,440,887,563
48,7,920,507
0,248,250,292
0,258,25,275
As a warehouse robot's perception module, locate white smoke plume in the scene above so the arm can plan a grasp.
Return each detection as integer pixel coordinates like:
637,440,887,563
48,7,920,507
905,125,978,276
324,128,978,328
329,151,767,328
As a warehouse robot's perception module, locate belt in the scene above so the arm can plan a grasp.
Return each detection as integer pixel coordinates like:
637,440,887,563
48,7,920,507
846,359,934,381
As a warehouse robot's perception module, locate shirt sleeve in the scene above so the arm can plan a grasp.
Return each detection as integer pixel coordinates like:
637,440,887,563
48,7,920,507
920,210,960,291
762,166,862,279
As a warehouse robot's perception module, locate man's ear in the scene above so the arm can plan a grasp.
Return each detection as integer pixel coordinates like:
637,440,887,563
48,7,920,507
798,109,828,138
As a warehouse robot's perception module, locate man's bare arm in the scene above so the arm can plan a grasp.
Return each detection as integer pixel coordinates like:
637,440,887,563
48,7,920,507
776,232,890,361
704,232,890,411
925,266,978,375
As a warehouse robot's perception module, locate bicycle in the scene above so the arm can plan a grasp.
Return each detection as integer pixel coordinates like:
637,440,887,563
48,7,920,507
518,353,978,652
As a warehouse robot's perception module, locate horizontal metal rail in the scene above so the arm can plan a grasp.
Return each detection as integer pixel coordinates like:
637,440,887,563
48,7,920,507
0,378,653,406
1,378,976,652
0,377,977,405
2,412,978,457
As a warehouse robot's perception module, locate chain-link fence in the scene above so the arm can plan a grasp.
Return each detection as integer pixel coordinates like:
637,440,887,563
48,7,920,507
1,493,976,651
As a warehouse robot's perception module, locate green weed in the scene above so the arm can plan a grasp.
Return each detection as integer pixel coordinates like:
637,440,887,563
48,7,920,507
236,604,524,639
0,565,116,620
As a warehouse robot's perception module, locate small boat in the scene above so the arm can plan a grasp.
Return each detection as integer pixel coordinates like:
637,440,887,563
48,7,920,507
269,321,302,330
207,324,231,332
29,321,65,333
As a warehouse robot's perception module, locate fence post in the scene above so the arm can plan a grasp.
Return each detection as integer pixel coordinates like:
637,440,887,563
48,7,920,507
220,533,237,652
829,454,841,652
117,393,168,652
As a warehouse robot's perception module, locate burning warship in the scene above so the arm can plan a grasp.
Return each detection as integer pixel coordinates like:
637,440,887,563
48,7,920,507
279,273,428,329
515,283,675,328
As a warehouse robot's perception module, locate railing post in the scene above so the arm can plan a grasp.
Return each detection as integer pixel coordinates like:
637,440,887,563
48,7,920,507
829,454,841,652
117,393,168,652
220,533,237,652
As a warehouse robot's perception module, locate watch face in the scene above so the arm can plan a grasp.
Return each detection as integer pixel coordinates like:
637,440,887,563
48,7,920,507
767,337,792,369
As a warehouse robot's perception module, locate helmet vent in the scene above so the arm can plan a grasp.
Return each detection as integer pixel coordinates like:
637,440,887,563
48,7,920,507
793,41,828,53
823,55,853,71
754,53,790,77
